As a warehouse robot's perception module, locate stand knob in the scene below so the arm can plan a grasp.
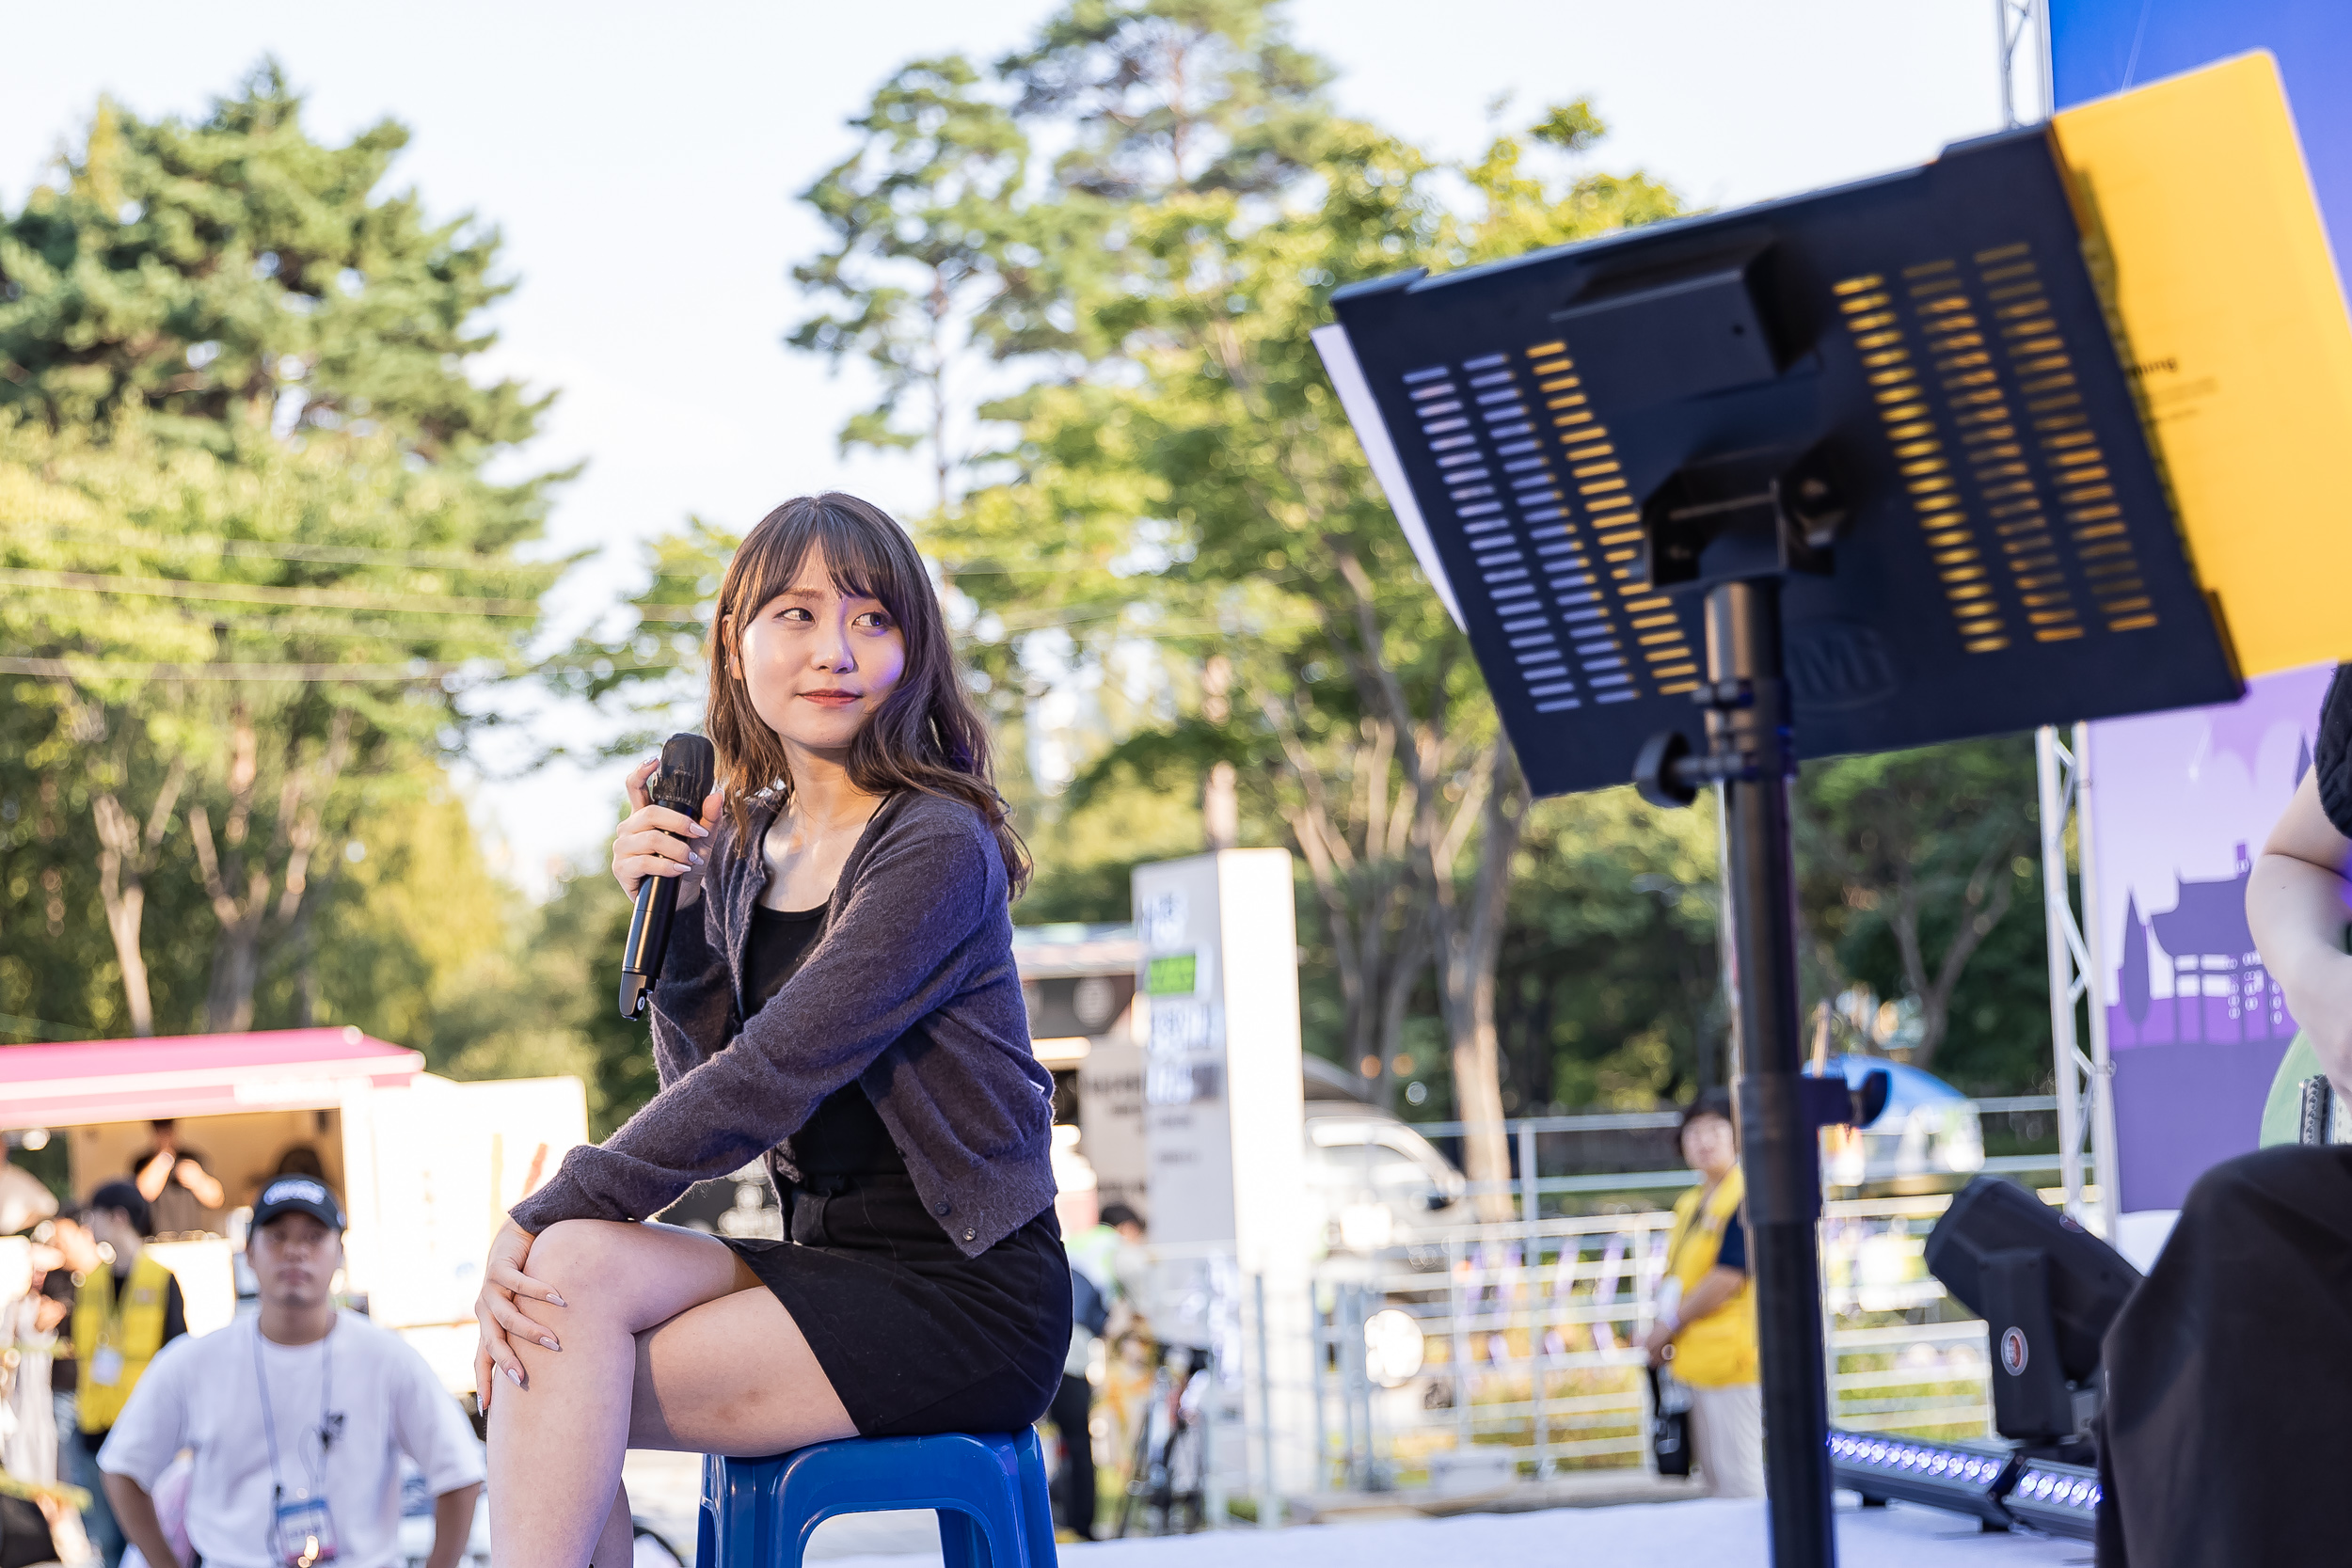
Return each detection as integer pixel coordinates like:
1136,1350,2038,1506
1634,731,1698,809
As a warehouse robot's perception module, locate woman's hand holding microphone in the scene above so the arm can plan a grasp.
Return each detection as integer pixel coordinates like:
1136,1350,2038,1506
612,755,724,899
473,759,726,1413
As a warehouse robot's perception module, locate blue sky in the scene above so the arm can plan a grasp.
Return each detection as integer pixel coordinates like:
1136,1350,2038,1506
2,1,2024,894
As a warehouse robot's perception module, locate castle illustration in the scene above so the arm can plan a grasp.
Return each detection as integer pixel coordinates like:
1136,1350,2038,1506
2111,735,2310,1046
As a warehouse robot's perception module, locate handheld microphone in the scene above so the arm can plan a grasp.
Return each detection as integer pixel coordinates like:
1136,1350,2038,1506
619,732,717,1021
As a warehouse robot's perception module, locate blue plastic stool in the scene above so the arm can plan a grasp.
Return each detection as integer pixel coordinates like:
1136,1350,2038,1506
695,1430,1059,1568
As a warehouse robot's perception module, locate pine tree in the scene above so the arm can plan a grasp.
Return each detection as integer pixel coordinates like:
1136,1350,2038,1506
0,59,546,465
0,62,565,1035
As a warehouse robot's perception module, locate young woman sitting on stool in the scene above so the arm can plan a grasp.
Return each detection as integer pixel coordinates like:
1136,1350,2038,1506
472,494,1069,1567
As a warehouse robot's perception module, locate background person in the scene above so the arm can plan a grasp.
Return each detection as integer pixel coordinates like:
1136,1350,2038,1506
0,1135,59,1237
40,1211,99,1513
469,494,1070,1568
1642,1089,1762,1498
98,1177,485,1568
1052,1200,1148,1541
76,1181,187,1567
130,1122,225,1239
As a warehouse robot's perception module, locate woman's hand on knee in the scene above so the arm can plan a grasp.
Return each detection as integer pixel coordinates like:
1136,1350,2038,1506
474,1219,564,1407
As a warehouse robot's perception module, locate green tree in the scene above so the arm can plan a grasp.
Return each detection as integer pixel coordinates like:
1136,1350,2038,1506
0,60,544,454
1496,788,1724,1112
806,0,1679,1209
0,63,565,1035
1793,736,2042,1075
790,57,1027,511
1,415,554,1032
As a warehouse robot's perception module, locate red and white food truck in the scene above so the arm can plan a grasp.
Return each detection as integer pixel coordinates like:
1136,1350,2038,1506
0,1025,586,1395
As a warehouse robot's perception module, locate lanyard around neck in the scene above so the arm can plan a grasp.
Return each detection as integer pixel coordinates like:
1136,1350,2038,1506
254,1319,337,1500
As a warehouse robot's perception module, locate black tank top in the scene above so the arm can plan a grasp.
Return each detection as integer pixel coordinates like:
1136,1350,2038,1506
741,903,906,1177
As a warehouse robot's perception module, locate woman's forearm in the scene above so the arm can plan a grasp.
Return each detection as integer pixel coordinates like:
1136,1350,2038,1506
2249,850,2352,1010
2250,771,2352,1092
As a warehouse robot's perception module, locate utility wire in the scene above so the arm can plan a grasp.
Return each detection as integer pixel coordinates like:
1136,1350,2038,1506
0,655,678,683
0,655,474,682
12,521,583,576
8,605,539,642
0,565,702,623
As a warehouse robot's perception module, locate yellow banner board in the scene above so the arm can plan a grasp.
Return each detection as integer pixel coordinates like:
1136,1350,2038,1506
2053,52,2352,677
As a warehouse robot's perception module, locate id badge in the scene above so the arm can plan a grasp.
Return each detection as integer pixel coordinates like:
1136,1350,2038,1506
89,1346,123,1386
272,1495,339,1567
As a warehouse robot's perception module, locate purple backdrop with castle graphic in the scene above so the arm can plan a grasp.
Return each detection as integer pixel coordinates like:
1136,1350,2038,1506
2085,663,2334,1212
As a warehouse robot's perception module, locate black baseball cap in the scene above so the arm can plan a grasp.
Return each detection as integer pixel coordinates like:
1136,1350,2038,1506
252,1177,345,1233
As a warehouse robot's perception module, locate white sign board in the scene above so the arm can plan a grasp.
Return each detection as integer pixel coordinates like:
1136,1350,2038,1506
1132,848,1313,1499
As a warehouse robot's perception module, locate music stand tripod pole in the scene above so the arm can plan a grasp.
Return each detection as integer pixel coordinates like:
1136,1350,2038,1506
1640,573,1841,1563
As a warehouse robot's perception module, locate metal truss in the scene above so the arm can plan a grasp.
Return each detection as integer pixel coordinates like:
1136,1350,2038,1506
2037,724,2122,1238
1997,0,2055,129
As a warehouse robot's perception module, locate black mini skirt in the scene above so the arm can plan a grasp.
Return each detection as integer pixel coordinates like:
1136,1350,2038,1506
725,1173,1071,1437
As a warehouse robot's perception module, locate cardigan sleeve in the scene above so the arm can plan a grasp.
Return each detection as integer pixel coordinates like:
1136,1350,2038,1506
645,837,735,1089
509,800,1002,1231
2317,665,2352,839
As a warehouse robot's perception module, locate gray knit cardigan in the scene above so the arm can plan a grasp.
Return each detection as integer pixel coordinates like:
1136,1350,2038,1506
509,789,1056,1257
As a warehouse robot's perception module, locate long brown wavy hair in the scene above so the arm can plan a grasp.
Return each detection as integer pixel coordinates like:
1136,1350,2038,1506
707,493,1029,896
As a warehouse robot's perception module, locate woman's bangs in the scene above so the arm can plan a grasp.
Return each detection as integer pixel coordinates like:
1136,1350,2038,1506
808,503,905,614
729,497,910,622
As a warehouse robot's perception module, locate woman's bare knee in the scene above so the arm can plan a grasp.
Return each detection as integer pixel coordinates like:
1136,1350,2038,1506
527,1217,758,1338
527,1219,633,1299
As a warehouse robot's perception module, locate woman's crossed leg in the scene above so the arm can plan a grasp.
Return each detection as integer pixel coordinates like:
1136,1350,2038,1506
483,1218,858,1568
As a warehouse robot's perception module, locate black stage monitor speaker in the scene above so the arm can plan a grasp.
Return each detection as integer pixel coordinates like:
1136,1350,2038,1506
1926,1177,2140,1385
1979,1248,2075,1441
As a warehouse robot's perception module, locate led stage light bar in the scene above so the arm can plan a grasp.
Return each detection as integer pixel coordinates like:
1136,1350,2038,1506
1827,1429,2102,1541
1827,1430,2018,1528
2000,1459,2102,1541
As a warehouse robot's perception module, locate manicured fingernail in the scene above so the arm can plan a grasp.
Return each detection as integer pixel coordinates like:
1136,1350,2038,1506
691,823,708,837
547,1291,566,1307
689,852,704,866
541,1336,561,1351
505,1365,524,1388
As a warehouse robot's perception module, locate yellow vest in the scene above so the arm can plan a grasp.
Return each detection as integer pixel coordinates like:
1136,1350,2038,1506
73,1252,173,1432
1664,1168,1758,1388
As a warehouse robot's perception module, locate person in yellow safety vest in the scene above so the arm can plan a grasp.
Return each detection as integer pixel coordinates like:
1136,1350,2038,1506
72,1180,187,1568
1644,1089,1764,1498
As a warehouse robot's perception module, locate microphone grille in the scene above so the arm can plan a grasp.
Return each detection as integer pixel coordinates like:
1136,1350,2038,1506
654,732,716,810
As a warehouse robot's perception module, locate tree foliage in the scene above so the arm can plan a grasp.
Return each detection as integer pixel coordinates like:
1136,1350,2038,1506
1795,737,2046,1084
0,62,565,1044
0,60,546,457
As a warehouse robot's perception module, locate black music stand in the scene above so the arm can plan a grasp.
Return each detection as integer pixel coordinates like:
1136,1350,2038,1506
1317,123,2239,1566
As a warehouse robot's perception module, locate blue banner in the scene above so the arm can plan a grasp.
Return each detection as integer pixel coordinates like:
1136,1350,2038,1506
2053,1,2352,293
2054,3,2352,1211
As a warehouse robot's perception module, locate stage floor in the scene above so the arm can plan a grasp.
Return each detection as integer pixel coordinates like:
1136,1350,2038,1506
808,1498,2086,1566
619,1452,2092,1566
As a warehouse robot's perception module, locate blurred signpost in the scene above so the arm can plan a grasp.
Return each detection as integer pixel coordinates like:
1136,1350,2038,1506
1133,849,1314,1513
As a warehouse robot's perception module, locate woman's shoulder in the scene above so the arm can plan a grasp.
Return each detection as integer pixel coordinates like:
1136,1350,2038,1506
861,789,1009,903
873,787,997,847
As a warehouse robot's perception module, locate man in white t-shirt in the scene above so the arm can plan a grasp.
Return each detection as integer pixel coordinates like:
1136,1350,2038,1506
98,1178,485,1568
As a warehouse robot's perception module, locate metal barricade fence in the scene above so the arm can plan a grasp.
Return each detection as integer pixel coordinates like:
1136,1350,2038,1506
1284,1194,1996,1495
1103,1194,2004,1521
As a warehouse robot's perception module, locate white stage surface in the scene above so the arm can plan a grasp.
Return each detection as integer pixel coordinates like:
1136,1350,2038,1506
803,1497,2090,1568
620,1452,2091,1566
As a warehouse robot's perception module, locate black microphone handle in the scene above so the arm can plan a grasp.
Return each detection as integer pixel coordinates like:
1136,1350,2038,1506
619,840,683,1020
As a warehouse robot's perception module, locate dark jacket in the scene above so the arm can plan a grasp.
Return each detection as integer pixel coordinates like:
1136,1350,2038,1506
510,789,1055,1257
